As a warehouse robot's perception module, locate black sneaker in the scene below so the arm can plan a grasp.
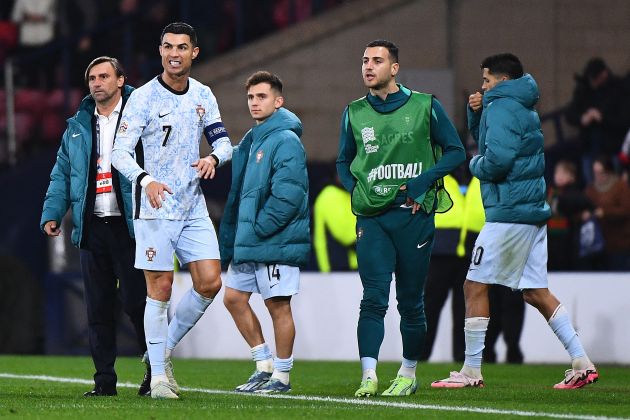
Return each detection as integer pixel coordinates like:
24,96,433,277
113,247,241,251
138,352,151,396
84,386,117,397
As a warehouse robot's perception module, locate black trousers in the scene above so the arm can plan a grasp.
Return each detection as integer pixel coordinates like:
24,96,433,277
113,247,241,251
79,216,147,390
420,254,467,362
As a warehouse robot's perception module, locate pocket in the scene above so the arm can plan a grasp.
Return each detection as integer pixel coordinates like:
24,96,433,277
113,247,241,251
497,183,509,203
481,183,499,206
240,186,265,221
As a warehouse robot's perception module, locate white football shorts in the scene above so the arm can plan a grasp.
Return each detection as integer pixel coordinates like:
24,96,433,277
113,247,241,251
467,222,548,290
226,262,300,300
133,217,220,270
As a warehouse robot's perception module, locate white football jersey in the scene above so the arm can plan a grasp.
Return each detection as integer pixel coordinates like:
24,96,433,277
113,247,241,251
112,76,232,220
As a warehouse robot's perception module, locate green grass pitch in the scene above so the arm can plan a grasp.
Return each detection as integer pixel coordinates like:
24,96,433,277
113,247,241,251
1,356,629,419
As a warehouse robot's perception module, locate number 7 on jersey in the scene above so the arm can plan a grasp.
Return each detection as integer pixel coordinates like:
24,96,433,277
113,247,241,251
162,125,172,146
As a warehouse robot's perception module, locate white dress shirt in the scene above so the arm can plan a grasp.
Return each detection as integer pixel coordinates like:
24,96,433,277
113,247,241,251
93,97,123,217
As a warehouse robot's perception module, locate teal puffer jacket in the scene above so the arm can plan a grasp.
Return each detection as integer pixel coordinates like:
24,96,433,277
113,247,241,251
219,107,310,269
468,74,551,224
40,86,135,247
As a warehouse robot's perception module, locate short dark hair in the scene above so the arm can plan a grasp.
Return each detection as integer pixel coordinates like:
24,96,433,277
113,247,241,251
245,71,283,94
366,39,399,63
583,57,608,80
593,154,615,174
556,160,577,178
161,22,197,47
84,56,125,86
481,53,523,79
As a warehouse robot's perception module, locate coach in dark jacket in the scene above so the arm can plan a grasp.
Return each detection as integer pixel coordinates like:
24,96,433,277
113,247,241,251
40,57,149,397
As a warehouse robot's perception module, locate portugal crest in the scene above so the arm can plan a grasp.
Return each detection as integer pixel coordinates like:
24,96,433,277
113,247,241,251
117,121,128,134
256,150,264,163
146,247,157,262
196,104,205,126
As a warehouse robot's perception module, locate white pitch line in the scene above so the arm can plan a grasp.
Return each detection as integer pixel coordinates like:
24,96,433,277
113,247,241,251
0,373,626,420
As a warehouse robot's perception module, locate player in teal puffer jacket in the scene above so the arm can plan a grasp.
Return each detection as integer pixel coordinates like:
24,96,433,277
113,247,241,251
219,71,309,394
432,53,598,391
467,70,551,224
219,94,310,269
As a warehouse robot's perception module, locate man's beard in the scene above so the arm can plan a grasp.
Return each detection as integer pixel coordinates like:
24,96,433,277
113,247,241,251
365,76,389,91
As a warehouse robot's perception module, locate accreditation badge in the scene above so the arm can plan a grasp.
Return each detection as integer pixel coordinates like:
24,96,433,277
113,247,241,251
96,172,113,194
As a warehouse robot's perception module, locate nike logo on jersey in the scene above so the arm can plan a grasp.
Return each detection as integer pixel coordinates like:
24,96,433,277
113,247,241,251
72,133,81,138
159,111,171,118
417,240,429,249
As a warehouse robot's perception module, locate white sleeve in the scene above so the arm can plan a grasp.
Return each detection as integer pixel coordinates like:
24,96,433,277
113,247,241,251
202,87,232,166
112,90,150,185
210,136,233,166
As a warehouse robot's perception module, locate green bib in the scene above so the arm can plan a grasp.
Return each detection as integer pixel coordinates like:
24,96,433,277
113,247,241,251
348,92,452,216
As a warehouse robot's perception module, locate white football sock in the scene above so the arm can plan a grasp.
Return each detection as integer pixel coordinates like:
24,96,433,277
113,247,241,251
251,343,273,372
166,288,212,350
362,368,377,382
548,304,591,369
462,317,489,379
145,297,169,378
271,355,293,385
398,357,417,378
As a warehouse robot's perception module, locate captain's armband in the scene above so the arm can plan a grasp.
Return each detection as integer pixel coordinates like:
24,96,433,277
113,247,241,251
204,122,229,146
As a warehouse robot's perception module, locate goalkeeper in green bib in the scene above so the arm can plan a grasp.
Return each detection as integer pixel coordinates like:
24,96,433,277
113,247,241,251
336,39,465,397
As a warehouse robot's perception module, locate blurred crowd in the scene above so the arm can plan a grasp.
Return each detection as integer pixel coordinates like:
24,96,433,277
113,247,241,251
0,0,344,163
2,0,345,87
546,58,630,272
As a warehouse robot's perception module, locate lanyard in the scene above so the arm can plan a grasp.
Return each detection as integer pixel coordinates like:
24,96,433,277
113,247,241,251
95,116,101,158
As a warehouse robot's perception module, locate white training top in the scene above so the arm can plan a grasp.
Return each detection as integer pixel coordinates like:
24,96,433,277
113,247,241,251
112,75,232,220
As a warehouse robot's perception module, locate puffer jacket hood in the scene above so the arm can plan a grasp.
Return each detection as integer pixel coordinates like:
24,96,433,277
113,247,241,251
468,73,551,225
483,73,539,110
251,107,303,143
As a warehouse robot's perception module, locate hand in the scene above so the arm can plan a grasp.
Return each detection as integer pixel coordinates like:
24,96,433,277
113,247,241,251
468,92,483,112
400,185,422,214
191,155,217,179
594,207,604,218
145,181,173,209
44,221,61,236
405,196,422,214
590,108,602,123
581,108,601,126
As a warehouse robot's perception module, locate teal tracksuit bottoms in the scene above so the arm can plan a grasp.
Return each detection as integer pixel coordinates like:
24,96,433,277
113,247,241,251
356,203,434,361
